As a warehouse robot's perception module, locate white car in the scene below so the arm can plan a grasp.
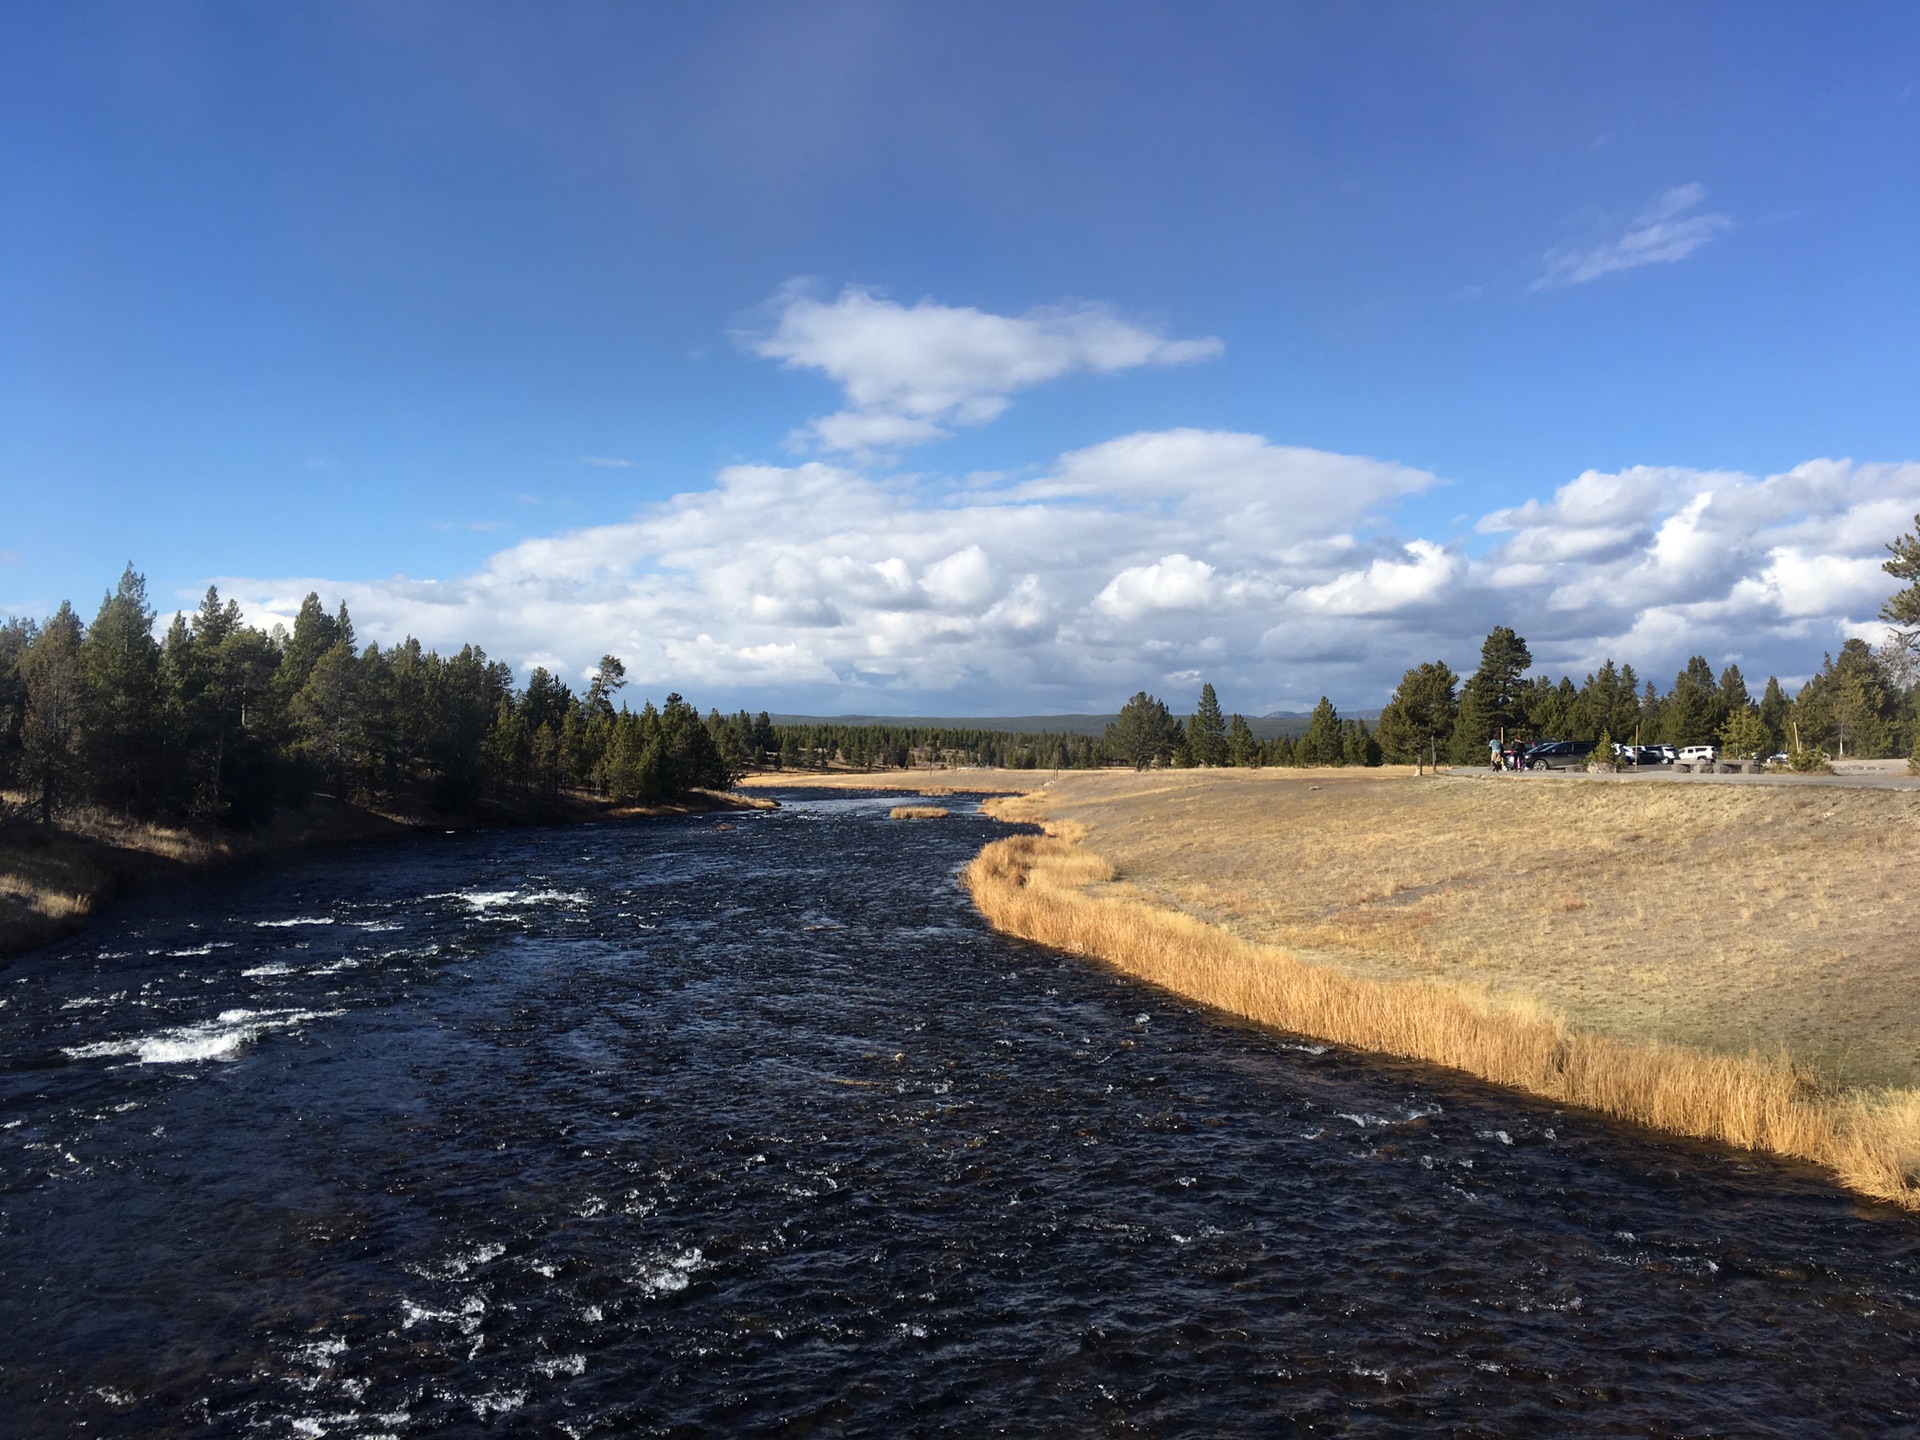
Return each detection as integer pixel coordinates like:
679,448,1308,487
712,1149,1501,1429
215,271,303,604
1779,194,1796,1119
1677,744,1719,765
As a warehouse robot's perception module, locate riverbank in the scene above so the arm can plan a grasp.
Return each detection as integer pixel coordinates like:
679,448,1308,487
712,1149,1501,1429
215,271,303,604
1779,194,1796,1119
962,767,1920,1211
0,786,769,962
737,767,1035,794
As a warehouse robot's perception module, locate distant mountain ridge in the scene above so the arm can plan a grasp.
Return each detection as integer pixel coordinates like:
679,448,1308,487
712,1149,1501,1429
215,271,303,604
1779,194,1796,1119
765,711,1382,741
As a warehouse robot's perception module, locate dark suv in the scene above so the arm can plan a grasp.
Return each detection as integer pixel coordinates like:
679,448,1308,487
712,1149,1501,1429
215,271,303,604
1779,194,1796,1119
1522,740,1596,771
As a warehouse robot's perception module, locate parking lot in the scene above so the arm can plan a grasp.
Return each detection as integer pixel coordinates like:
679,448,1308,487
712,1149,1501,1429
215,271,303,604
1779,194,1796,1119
1447,758,1920,791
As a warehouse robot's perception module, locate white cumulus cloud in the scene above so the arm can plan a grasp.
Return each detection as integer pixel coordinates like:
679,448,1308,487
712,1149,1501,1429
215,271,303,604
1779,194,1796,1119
217,449,1920,713
748,285,1222,453
1095,554,1217,620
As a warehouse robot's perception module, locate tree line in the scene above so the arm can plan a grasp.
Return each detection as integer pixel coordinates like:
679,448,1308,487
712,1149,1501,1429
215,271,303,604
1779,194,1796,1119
0,567,735,826
5,516,1918,816
1120,515,1920,773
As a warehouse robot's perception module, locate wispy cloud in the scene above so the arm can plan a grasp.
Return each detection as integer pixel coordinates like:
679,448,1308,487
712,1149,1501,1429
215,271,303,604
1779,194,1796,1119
1534,183,1732,290
577,455,634,469
745,284,1222,455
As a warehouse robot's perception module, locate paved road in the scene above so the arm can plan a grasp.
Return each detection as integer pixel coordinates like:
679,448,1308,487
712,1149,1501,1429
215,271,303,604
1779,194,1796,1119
1444,763,1920,791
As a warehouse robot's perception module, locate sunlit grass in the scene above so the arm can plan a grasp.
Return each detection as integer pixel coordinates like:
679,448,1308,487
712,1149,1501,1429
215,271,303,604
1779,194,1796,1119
966,780,1920,1213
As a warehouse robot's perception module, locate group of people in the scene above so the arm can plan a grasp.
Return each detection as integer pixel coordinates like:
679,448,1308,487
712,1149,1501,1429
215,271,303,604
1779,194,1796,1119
1488,736,1529,771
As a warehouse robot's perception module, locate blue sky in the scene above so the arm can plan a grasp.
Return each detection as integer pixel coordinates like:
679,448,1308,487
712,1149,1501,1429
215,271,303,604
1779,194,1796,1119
4,3,1918,713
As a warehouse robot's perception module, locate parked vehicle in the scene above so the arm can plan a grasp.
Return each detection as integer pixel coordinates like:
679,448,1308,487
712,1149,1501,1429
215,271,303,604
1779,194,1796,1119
1630,745,1672,766
1677,744,1719,766
1522,740,1597,770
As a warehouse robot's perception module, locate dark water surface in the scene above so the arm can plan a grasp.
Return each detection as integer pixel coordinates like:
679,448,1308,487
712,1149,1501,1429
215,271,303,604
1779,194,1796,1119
2,791,1916,1437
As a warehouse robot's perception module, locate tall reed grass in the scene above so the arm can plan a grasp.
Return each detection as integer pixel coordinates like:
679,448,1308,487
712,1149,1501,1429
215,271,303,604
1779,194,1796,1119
964,831,1920,1212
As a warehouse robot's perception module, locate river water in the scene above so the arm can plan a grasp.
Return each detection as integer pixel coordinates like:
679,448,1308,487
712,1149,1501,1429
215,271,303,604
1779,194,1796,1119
1,790,1915,1437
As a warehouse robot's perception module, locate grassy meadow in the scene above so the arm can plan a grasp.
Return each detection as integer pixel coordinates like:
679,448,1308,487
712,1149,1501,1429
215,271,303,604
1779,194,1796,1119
988,768,1920,1088
970,766,1920,1209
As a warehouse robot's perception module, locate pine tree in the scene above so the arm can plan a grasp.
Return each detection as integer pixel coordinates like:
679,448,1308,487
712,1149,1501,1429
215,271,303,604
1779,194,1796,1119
0,617,30,797
20,605,84,823
1226,713,1260,767
279,592,342,694
1661,657,1719,747
291,641,366,796
1450,627,1532,762
1106,692,1179,769
1375,660,1459,772
78,565,163,814
1188,683,1228,766
1883,513,1920,653
1758,676,1791,754
1341,718,1380,766
1591,728,1616,771
1794,640,1895,758
1718,708,1770,763
1299,697,1343,766
586,655,627,717
1613,664,1643,740
1639,680,1663,743
1716,664,1750,731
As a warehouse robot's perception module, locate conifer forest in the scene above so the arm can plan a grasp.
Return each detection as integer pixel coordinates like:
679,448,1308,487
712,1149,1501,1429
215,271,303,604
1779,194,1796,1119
3,522,1918,829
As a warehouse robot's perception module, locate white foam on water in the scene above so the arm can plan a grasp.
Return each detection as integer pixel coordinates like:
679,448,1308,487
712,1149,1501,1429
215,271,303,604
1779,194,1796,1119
521,889,589,906
256,917,336,928
1339,1103,1441,1130
430,890,521,910
632,1245,705,1297
534,1354,586,1378
399,1292,487,1335
241,963,292,977
470,1390,527,1418
355,920,402,932
61,992,124,1010
62,1008,342,1064
294,1337,347,1367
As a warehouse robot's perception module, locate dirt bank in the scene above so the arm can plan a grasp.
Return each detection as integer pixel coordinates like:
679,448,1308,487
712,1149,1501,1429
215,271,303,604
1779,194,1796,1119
0,787,770,963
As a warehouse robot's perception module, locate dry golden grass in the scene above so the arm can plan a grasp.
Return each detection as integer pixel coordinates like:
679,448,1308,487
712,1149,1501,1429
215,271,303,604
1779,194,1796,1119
738,768,1032,794
0,795,260,957
966,826,1920,1211
0,873,92,920
990,768,1920,1090
888,805,951,820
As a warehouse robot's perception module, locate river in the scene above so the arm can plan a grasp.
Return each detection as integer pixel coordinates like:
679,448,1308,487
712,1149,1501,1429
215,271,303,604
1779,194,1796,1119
1,790,1915,1436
